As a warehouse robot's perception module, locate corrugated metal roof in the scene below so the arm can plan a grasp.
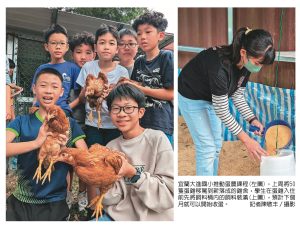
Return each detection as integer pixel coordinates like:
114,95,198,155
6,8,131,36
6,8,173,46
6,8,53,34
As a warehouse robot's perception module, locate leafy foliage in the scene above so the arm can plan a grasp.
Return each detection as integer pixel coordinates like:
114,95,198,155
64,8,148,24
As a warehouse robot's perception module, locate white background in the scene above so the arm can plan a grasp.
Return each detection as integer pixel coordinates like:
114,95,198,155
1,0,299,224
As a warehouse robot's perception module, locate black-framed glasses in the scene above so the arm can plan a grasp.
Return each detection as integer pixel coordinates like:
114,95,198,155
48,41,68,47
111,105,139,114
118,43,137,49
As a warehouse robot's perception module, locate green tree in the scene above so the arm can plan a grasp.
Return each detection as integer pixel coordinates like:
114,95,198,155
64,8,148,24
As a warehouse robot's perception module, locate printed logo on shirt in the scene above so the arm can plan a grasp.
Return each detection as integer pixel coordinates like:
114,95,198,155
62,73,71,83
153,68,160,73
136,70,167,108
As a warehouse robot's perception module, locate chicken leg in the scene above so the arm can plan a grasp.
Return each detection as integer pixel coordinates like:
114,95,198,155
97,110,101,128
88,110,94,123
87,193,105,220
33,158,44,183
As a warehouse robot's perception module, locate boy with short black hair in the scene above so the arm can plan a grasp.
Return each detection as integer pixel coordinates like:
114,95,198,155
118,28,138,76
98,83,174,221
128,11,174,145
32,24,81,116
6,67,88,221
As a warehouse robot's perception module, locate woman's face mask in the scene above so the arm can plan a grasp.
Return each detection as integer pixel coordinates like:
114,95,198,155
244,55,262,73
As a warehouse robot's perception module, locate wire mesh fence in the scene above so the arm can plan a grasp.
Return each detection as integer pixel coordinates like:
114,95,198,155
10,32,72,116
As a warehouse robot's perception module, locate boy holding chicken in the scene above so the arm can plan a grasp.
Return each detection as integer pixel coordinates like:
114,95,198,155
93,83,174,221
6,68,88,221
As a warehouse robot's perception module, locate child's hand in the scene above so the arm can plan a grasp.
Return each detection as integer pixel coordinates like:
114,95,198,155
118,77,142,88
57,134,68,147
35,122,53,148
79,86,87,103
101,84,115,99
100,84,109,99
6,111,12,120
117,156,136,178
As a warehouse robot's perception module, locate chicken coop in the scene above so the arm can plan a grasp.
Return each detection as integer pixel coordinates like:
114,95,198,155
6,8,174,116
178,8,295,176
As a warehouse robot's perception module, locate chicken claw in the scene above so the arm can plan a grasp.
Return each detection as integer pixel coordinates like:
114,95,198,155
33,159,44,183
41,160,55,184
88,194,105,220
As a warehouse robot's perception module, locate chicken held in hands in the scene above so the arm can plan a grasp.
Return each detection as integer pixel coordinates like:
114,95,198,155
85,72,108,128
57,144,133,220
33,105,70,184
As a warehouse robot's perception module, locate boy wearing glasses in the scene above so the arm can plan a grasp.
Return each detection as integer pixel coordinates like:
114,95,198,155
121,11,174,145
31,24,80,116
118,28,138,77
94,83,173,221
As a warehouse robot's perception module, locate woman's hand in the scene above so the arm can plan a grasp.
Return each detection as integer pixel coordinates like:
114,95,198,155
250,119,264,136
243,137,267,161
238,130,267,161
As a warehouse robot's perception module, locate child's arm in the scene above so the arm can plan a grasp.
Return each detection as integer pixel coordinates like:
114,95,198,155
74,138,88,150
137,85,173,101
6,85,12,120
6,122,51,157
69,97,80,109
121,80,173,101
78,86,86,103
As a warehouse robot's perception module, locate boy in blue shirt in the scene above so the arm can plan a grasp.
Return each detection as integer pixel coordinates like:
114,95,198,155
6,68,88,221
125,11,174,145
32,24,80,116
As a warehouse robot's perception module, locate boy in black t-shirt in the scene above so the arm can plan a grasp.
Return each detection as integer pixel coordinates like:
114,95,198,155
122,11,174,145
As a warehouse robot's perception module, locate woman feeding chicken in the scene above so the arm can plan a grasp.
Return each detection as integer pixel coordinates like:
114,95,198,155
178,27,276,176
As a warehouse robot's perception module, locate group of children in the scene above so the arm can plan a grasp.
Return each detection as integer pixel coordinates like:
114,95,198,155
6,11,174,221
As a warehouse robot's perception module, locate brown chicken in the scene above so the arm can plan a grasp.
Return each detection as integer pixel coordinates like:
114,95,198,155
57,144,126,220
33,105,70,184
85,72,108,128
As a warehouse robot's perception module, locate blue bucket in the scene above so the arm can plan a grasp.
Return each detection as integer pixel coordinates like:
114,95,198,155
249,119,292,149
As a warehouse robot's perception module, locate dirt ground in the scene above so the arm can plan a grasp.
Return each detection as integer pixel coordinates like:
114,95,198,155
178,116,260,176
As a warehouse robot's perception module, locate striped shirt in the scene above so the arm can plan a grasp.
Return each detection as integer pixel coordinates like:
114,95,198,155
212,87,255,135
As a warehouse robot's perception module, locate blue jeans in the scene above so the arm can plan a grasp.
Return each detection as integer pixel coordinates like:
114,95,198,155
178,93,223,176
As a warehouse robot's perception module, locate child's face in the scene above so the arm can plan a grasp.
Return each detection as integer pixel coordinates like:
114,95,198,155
44,33,69,61
136,24,164,53
118,35,138,63
109,97,144,134
72,44,95,68
95,33,118,62
32,73,64,108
